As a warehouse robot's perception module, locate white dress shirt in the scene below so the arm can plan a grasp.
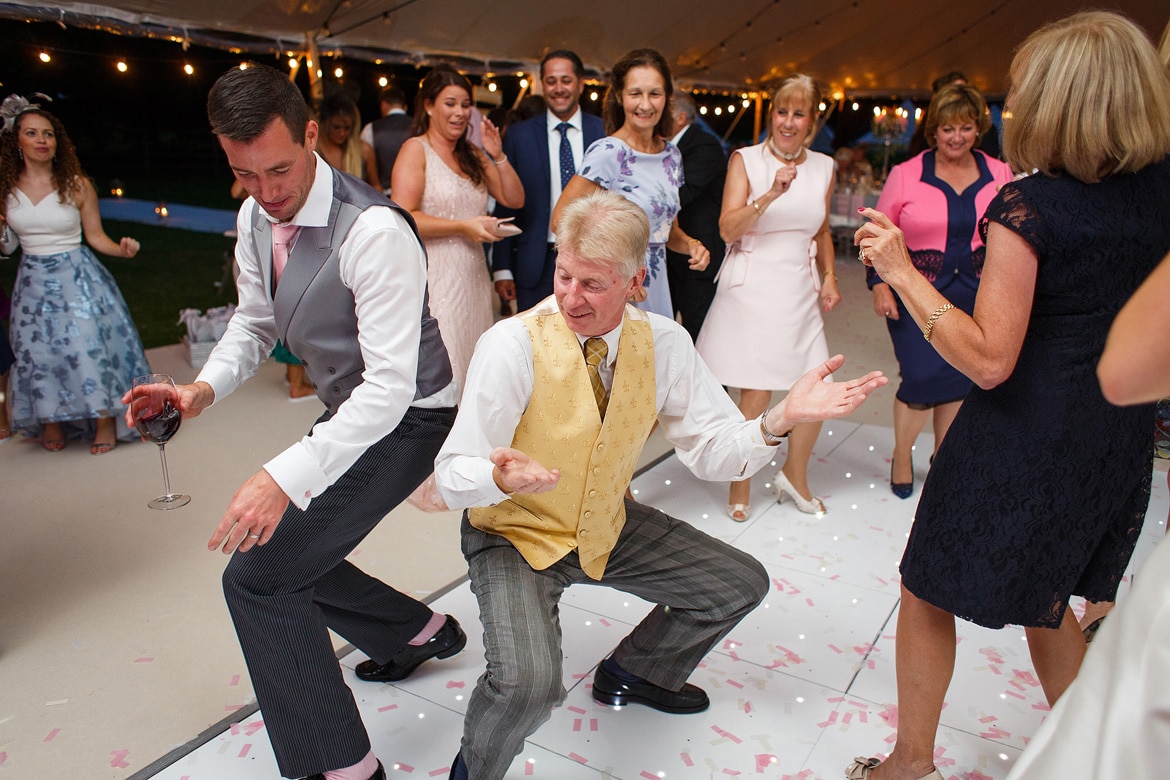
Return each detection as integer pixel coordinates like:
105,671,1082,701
546,107,585,242
434,298,780,509
199,155,458,509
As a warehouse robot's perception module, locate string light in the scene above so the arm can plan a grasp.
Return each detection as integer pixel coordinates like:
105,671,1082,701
334,66,344,78
116,60,128,73
378,76,388,87
589,91,599,101
851,101,859,111
238,62,248,70
699,106,708,115
183,63,194,75
288,57,298,69
38,51,51,63
519,78,528,89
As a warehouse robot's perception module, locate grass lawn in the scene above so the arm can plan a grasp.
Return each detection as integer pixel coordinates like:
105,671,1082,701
1,220,238,349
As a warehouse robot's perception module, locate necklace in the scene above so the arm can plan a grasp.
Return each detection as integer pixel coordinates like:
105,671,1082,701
768,137,803,162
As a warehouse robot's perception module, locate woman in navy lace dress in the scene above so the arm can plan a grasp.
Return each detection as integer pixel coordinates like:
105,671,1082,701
848,12,1170,780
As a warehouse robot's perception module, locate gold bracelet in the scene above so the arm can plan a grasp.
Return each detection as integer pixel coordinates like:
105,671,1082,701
922,302,955,342
823,269,837,281
751,200,763,216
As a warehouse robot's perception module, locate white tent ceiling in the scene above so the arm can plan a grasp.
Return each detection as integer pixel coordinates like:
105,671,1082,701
2,1,1167,97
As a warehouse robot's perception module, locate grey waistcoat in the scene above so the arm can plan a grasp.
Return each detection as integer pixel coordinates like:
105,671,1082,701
250,170,452,416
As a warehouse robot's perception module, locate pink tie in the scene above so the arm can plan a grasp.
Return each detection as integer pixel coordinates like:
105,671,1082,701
271,222,300,285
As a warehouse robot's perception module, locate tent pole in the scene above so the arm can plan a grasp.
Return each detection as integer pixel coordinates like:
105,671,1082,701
753,93,762,144
306,33,323,103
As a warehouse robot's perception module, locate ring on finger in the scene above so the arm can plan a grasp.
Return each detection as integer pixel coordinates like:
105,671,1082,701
858,247,866,262
248,533,261,539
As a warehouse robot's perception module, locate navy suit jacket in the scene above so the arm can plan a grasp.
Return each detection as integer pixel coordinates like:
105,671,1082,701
493,111,605,289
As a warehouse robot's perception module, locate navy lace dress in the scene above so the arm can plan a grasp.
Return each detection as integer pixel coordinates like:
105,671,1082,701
900,157,1170,629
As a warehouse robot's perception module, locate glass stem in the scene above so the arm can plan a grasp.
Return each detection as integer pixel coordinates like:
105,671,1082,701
158,444,174,498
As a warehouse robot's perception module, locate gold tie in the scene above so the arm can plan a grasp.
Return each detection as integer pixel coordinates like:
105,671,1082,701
584,337,609,419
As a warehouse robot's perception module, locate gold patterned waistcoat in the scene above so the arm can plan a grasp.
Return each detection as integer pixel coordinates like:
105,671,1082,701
468,304,657,579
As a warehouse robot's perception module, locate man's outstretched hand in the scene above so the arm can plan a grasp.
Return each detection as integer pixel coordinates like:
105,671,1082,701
490,447,561,495
767,355,887,434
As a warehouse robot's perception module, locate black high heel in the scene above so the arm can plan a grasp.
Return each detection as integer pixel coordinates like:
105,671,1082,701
890,457,914,499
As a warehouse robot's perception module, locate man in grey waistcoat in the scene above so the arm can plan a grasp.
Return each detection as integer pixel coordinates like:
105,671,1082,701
152,65,465,780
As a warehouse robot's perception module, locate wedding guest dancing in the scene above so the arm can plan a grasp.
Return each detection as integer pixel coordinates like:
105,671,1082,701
848,11,1170,779
867,83,1011,499
137,64,463,780
433,189,886,780
0,94,149,454
696,74,840,520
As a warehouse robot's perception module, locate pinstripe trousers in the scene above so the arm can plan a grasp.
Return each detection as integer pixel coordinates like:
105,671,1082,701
459,499,770,780
222,405,456,779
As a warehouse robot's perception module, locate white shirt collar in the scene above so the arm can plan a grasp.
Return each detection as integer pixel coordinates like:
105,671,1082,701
669,123,691,146
547,107,583,132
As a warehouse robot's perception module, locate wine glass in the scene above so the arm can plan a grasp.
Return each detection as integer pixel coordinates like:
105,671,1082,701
131,373,191,510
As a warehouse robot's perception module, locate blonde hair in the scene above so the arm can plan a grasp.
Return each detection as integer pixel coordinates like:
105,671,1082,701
1160,19,1170,66
1004,10,1170,183
923,84,991,148
555,190,649,279
766,74,823,148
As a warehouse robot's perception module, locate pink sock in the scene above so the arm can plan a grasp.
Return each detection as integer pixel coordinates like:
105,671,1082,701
322,750,378,780
408,611,446,645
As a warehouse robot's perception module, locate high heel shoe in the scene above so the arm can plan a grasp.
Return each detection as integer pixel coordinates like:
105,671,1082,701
773,470,825,514
727,503,751,522
890,457,914,499
846,756,943,780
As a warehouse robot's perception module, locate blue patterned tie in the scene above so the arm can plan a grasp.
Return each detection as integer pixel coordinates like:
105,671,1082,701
556,122,574,189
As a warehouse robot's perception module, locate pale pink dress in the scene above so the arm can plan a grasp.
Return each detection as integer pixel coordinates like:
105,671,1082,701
417,137,494,391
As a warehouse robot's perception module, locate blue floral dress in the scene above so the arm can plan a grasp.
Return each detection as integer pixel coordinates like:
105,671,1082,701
579,137,683,319
5,187,150,440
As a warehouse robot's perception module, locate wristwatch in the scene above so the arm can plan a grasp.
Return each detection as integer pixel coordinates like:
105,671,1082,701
759,410,789,445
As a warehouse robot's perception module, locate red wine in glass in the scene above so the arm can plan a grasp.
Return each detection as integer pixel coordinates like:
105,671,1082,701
131,374,191,510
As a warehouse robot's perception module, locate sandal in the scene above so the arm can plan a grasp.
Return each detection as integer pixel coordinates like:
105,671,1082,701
90,440,116,455
1082,616,1105,645
43,437,66,452
727,503,751,522
845,757,943,780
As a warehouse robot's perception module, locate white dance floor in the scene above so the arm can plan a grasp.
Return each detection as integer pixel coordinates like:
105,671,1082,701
144,420,1168,780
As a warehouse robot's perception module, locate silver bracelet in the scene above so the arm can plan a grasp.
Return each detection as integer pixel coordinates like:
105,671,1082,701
490,153,508,166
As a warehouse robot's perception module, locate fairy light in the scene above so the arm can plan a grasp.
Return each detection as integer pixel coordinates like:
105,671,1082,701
288,57,298,69
851,101,859,111
183,63,194,76
487,82,497,92
519,78,529,89
590,91,599,102
116,60,128,73
742,99,750,108
714,106,723,116
699,105,707,115
38,51,51,63
378,76,388,87
238,62,248,70
334,66,344,78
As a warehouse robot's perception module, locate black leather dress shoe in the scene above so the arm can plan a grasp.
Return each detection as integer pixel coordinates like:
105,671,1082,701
354,615,467,682
591,660,709,714
304,759,385,780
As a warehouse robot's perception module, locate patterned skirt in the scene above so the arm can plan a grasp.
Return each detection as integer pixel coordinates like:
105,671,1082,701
10,246,150,438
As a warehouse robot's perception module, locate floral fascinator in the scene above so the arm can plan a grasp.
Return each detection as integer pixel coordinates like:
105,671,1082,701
1,93,51,134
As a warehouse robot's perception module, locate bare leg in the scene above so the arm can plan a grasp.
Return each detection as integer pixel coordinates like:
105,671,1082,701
929,400,962,457
892,399,929,484
1025,608,1085,705
286,364,315,399
780,420,823,500
728,389,772,509
42,420,65,451
0,371,9,439
865,585,954,780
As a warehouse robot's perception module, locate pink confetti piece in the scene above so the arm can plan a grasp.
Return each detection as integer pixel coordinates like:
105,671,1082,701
842,711,853,724
225,704,245,711
0,752,6,766
245,721,265,736
445,680,465,688
573,718,583,732
1004,689,1026,700
44,729,61,742
978,715,997,724
681,752,694,767
867,659,876,669
239,744,252,758
134,657,154,663
599,618,611,627
828,644,844,654
110,749,130,768
568,704,587,714
641,773,660,780
725,678,744,689
827,696,846,703
720,768,742,776
568,752,588,764
816,710,839,728
711,725,743,744
805,598,815,607
378,704,399,713
428,769,449,778
229,674,241,686
230,723,241,735
743,701,752,714
590,718,598,731
859,710,869,723
830,574,842,580
756,754,778,772
1031,702,1051,711
524,761,534,776
980,726,1011,739
397,763,414,772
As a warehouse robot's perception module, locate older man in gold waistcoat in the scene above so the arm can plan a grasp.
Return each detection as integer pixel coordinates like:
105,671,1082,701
432,190,887,780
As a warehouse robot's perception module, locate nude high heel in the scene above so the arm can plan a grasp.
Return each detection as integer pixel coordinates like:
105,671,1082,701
774,470,825,515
